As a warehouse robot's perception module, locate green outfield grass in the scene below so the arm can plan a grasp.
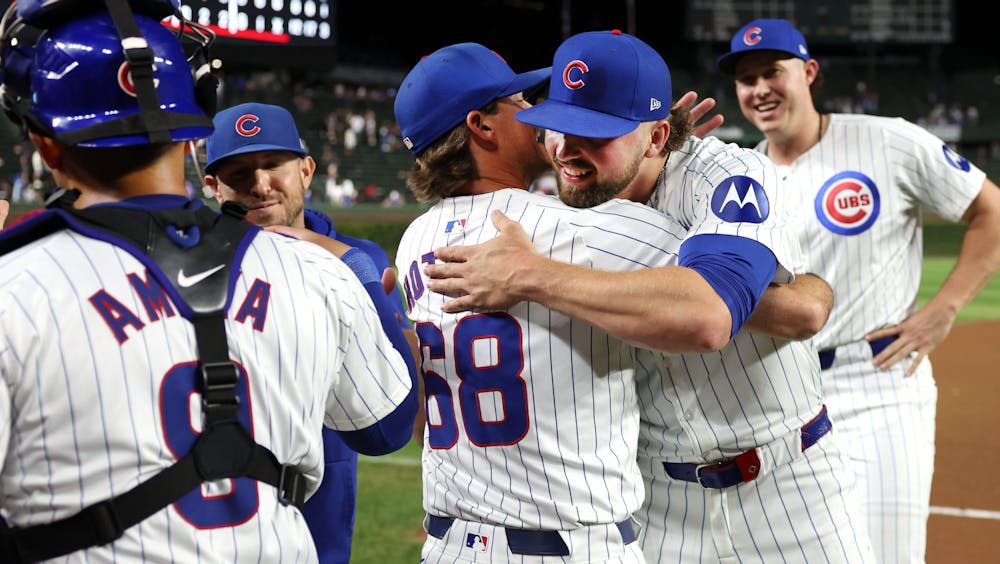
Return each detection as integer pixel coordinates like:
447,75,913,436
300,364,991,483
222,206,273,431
919,256,1000,322
354,441,424,563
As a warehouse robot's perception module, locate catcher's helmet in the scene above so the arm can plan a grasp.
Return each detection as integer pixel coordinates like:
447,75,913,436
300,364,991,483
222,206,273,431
0,0,216,147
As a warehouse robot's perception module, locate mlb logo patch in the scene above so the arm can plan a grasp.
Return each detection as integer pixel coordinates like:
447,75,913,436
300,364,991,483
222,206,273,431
444,219,467,234
465,533,488,552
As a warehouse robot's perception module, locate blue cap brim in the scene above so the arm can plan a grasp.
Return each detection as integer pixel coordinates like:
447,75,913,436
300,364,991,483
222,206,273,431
500,67,551,99
516,98,640,139
716,51,744,73
205,143,308,172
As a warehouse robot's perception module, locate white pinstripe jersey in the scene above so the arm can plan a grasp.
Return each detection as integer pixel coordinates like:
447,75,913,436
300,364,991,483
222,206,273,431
757,114,986,350
0,228,412,563
637,135,825,462
397,188,683,530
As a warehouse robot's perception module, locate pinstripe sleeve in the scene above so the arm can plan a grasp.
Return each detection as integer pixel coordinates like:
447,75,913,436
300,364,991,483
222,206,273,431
887,118,986,221
318,254,414,433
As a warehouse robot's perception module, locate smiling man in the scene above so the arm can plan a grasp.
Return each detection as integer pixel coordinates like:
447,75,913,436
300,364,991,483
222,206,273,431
718,18,1000,563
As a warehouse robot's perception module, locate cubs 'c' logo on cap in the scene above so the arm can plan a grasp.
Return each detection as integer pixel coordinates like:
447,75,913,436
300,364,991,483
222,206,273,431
563,60,589,90
743,27,763,46
117,61,158,97
814,170,881,235
711,175,770,223
235,114,261,137
941,144,971,172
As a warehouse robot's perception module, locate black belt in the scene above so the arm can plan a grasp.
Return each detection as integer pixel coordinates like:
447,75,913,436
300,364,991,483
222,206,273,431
818,335,897,370
425,514,636,556
662,405,832,489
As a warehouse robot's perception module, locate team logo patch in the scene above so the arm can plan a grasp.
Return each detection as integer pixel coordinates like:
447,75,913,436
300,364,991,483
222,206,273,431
742,26,763,46
941,144,971,172
562,60,588,90
465,533,488,551
711,176,769,224
444,219,467,234
814,170,881,235
117,61,158,97
235,114,261,137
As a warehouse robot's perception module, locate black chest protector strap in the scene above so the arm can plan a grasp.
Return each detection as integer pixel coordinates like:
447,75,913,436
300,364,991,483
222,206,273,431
0,194,306,564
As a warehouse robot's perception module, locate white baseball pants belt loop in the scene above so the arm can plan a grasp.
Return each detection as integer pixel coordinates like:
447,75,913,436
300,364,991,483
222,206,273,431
818,335,898,370
662,405,832,489
425,514,637,556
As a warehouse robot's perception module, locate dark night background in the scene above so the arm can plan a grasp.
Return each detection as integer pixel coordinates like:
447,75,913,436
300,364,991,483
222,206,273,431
331,0,999,77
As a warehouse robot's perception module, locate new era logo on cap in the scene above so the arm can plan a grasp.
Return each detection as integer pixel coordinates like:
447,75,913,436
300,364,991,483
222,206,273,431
516,29,672,139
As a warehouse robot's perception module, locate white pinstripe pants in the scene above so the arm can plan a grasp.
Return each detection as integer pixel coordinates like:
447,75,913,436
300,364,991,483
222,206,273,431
821,350,936,564
637,431,876,563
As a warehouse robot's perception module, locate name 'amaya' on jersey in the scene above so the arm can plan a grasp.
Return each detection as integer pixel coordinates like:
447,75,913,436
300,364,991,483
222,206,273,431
89,268,272,343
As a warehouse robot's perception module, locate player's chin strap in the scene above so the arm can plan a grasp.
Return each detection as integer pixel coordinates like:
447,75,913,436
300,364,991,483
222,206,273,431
0,190,307,564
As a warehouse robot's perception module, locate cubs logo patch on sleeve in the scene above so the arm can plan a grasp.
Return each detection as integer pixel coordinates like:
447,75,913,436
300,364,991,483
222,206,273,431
711,175,769,224
814,170,881,235
941,144,971,172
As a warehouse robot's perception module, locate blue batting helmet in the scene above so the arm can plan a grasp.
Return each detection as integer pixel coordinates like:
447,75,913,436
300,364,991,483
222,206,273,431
0,0,216,147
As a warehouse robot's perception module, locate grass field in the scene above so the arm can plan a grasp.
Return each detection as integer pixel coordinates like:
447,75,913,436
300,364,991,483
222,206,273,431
350,258,1000,564
355,443,425,563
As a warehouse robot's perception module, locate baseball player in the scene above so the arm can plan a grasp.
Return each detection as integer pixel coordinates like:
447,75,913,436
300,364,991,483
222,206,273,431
717,18,1000,563
0,200,7,229
203,101,414,564
426,30,875,562
393,41,687,563
0,3,415,562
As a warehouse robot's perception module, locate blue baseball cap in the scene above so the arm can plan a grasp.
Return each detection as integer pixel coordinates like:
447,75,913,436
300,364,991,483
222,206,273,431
205,102,307,172
394,42,550,155
717,19,810,73
515,30,671,139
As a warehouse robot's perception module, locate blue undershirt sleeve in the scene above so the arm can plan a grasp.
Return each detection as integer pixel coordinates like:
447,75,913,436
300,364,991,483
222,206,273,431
679,234,777,338
336,248,418,454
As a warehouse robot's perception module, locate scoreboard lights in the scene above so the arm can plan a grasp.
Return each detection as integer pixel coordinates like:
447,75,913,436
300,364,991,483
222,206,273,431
169,0,333,45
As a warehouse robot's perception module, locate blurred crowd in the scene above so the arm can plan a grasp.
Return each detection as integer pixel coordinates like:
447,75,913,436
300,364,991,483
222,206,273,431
1,68,997,206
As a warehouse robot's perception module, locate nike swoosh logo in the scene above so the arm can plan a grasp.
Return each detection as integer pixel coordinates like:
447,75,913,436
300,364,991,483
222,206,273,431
177,264,226,287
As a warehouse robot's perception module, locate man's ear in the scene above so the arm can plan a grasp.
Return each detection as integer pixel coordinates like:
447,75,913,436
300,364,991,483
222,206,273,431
203,174,225,203
27,131,62,170
804,58,821,85
301,155,317,184
465,110,498,149
647,120,670,157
